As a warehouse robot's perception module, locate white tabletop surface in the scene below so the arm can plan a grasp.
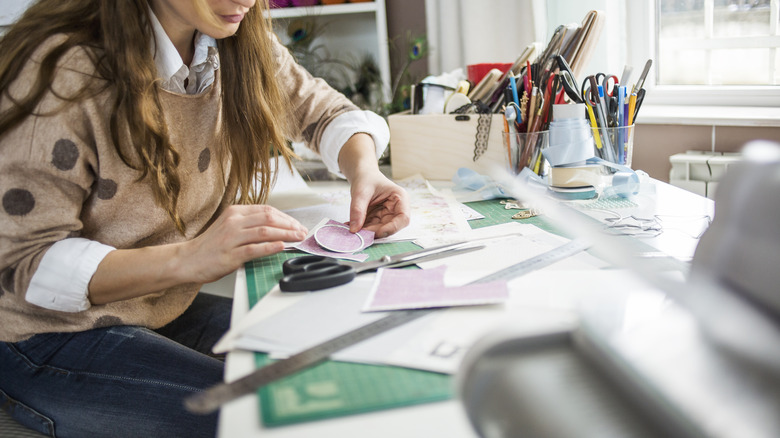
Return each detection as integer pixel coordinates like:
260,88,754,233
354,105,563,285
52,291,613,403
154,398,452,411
203,178,714,438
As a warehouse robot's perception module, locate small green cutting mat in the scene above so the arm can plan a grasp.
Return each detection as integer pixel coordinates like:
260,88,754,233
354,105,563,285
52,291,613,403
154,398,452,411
243,199,567,427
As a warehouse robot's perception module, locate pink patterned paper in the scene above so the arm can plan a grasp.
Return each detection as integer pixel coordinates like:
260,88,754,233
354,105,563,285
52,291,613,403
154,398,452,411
315,224,365,252
363,266,508,312
292,219,375,262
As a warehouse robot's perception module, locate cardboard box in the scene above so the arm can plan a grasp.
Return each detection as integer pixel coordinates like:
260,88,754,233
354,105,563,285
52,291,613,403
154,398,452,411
388,112,508,180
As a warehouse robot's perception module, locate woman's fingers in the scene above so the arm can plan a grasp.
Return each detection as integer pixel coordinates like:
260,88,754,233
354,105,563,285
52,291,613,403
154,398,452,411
227,205,307,234
235,224,306,247
361,192,410,238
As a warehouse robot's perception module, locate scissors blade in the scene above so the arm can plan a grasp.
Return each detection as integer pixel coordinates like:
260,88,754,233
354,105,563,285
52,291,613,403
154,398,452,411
379,244,485,270
357,233,527,273
352,242,481,273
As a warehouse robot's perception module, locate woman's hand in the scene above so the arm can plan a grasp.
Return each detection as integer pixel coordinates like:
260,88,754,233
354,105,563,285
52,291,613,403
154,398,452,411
347,170,409,238
338,133,410,237
177,205,307,284
89,205,306,304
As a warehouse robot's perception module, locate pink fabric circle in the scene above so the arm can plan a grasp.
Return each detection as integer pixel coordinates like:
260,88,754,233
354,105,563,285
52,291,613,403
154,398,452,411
314,224,365,253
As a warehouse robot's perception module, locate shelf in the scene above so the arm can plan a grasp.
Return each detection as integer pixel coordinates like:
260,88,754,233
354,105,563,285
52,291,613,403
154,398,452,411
268,0,391,102
268,2,378,19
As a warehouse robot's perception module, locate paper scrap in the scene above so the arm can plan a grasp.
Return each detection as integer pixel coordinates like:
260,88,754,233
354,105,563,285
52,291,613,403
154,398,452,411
363,266,508,312
459,203,485,221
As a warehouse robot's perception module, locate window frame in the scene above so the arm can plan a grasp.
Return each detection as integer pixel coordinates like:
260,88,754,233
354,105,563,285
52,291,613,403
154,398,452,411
625,0,780,108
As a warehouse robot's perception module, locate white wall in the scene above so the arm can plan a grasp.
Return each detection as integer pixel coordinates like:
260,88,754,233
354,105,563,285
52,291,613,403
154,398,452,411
545,0,626,78
424,0,546,75
423,0,627,78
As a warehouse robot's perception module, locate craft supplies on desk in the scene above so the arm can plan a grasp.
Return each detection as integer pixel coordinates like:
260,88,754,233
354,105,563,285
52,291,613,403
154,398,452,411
389,10,606,181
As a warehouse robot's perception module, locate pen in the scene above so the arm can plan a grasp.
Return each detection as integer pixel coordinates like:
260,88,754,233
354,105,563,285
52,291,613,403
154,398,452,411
523,70,531,95
598,85,609,126
628,91,637,125
634,88,646,121
622,91,629,127
590,78,615,163
518,102,544,172
617,86,626,164
503,110,511,166
509,73,521,109
541,74,555,126
505,105,519,170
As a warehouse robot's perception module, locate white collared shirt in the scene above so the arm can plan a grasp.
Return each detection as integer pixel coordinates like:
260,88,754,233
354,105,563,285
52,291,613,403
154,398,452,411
26,9,389,312
148,10,220,95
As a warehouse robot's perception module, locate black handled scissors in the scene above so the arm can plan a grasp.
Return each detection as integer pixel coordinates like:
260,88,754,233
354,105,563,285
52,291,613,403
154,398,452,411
553,55,583,104
582,73,620,127
279,242,486,292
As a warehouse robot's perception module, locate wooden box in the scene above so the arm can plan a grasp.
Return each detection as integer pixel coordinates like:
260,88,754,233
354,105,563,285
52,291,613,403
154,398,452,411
388,112,508,180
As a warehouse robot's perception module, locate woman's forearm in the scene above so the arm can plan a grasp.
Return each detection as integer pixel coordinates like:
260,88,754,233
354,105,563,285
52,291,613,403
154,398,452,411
87,243,189,305
87,204,308,305
338,133,381,184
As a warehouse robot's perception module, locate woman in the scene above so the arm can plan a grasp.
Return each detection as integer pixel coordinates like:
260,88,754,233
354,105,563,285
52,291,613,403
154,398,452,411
0,0,409,436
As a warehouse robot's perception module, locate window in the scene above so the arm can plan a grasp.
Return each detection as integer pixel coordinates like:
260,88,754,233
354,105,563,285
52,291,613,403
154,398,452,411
658,0,779,86
626,0,780,107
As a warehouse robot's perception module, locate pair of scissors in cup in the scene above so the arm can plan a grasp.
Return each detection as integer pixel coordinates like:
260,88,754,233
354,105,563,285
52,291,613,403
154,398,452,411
279,242,485,292
582,73,620,126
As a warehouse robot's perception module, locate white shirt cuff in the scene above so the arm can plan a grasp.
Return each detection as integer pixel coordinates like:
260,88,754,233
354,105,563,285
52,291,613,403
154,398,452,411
26,238,116,312
319,110,390,178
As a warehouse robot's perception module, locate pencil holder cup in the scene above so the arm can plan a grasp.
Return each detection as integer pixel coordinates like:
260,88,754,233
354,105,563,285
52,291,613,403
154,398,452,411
591,125,635,168
503,130,550,176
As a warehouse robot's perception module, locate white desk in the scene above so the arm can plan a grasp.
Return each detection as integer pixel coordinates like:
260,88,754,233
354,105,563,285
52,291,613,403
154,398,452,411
212,179,714,438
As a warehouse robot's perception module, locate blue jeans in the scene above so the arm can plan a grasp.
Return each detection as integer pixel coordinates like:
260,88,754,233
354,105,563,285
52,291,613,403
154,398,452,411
0,293,231,438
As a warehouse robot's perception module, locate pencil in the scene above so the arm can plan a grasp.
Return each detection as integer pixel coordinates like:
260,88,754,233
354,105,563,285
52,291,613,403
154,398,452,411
586,103,603,150
503,112,511,166
526,87,538,133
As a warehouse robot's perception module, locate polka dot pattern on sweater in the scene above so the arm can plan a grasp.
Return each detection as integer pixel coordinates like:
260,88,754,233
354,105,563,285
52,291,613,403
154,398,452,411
93,315,123,328
198,148,211,172
51,139,79,171
302,123,316,144
96,178,117,200
2,188,35,216
0,268,13,297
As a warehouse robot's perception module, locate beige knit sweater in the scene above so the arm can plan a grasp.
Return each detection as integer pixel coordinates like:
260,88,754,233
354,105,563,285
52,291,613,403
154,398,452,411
0,35,358,342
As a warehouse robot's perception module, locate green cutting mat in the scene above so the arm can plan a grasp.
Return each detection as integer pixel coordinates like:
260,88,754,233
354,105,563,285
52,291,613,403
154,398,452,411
466,199,562,234
244,199,568,427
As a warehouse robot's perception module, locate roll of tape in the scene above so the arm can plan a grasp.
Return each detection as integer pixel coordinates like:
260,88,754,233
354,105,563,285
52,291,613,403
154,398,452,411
612,171,640,197
550,164,603,188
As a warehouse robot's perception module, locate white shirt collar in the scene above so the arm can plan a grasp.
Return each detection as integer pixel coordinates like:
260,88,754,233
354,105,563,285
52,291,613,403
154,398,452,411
148,8,218,92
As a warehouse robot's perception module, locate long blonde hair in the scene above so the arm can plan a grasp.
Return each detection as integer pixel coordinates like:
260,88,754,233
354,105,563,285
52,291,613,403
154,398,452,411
0,0,294,233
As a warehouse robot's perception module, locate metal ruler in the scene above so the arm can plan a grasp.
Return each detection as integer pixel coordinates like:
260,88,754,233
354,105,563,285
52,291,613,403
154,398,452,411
185,238,591,414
